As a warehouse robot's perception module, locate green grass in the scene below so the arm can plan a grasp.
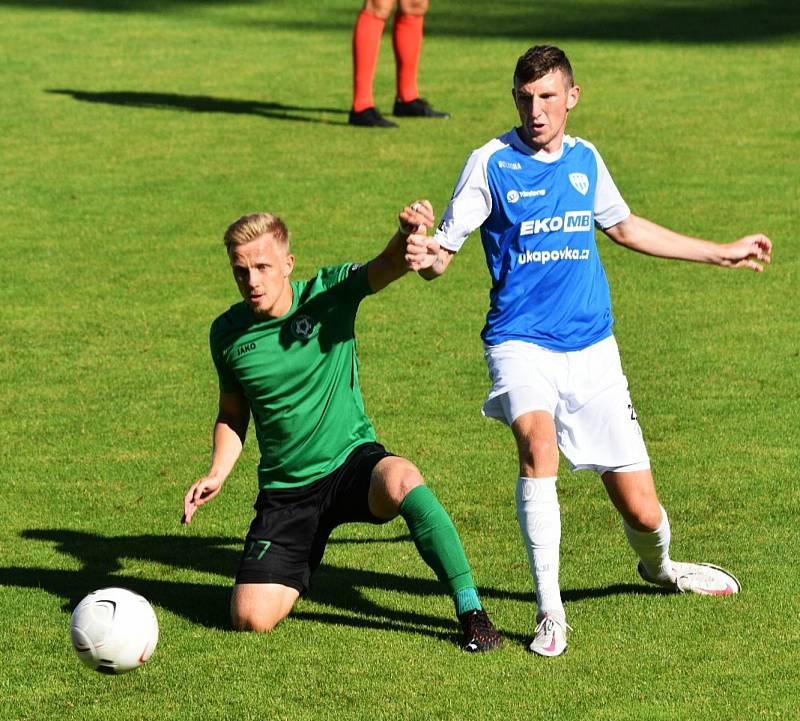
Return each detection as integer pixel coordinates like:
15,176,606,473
1,1,798,719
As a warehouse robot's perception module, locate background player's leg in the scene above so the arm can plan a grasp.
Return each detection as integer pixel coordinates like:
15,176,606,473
350,1,399,126
352,8,386,112
392,0,448,118
392,4,424,103
231,582,300,632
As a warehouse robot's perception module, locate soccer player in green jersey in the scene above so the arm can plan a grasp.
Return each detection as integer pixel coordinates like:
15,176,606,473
182,203,501,652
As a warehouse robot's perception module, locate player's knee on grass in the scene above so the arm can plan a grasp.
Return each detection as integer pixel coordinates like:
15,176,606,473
230,583,299,632
368,456,424,519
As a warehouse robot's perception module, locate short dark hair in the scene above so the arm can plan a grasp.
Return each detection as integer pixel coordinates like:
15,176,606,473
514,45,574,87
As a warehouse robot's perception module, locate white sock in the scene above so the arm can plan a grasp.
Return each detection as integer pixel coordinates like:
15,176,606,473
623,505,673,581
515,476,564,622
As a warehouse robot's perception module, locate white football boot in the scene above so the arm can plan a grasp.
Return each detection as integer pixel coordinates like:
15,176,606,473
638,561,741,596
528,614,571,657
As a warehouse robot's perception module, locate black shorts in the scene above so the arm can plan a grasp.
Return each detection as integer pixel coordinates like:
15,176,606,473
235,442,393,593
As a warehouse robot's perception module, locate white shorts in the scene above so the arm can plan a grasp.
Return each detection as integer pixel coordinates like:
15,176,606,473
482,336,650,474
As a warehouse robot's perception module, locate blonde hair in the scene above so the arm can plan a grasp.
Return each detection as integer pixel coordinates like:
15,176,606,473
223,213,290,251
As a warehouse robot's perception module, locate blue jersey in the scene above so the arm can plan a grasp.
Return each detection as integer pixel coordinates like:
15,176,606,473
435,130,630,352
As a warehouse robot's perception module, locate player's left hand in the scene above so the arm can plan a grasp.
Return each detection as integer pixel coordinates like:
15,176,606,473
721,233,773,272
405,234,442,271
399,200,434,237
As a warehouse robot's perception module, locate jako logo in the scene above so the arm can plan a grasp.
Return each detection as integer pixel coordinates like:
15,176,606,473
506,188,547,204
236,342,256,357
520,210,592,235
498,160,522,170
517,247,591,266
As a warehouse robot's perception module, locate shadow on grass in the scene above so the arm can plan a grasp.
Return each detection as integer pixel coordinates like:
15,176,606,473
2,0,255,11
47,89,350,125
7,0,800,43
4,529,666,644
0,529,466,641
220,0,800,44
1,565,234,629
427,0,800,43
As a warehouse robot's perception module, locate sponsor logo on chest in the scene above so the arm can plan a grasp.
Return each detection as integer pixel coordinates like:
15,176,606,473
520,210,592,236
518,247,591,266
506,188,546,204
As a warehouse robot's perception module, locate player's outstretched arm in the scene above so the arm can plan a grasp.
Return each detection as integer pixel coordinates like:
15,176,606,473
182,390,250,524
367,199,437,293
604,213,772,272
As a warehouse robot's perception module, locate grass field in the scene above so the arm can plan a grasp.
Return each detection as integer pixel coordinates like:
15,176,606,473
1,1,798,719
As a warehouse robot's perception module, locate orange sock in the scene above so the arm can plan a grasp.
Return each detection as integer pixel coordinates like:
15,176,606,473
352,10,386,112
393,13,424,103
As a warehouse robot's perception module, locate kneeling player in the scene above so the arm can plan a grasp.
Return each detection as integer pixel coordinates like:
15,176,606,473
182,205,501,653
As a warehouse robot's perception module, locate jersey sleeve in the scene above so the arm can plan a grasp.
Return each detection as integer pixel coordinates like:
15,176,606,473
209,319,243,394
588,144,630,229
434,148,493,253
320,262,373,305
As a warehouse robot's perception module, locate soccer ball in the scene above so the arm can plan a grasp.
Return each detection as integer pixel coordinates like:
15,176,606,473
70,587,159,674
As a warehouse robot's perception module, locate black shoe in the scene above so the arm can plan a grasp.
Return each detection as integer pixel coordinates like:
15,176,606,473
348,106,398,128
458,609,502,652
392,98,449,119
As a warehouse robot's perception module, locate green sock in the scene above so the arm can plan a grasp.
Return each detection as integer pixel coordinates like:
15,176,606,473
399,485,482,615
454,587,482,616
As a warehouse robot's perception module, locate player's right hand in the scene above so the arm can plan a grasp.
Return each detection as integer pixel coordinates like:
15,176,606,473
399,199,434,236
182,476,223,524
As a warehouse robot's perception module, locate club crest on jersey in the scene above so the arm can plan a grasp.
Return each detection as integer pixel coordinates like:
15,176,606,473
569,172,589,196
290,314,317,340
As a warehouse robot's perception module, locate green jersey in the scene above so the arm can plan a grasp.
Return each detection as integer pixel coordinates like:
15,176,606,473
209,263,377,489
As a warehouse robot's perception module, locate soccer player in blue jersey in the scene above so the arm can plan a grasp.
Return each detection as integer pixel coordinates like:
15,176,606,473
401,45,772,657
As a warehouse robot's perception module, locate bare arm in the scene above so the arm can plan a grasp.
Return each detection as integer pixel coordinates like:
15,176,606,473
604,213,772,272
366,199,437,293
182,390,250,524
